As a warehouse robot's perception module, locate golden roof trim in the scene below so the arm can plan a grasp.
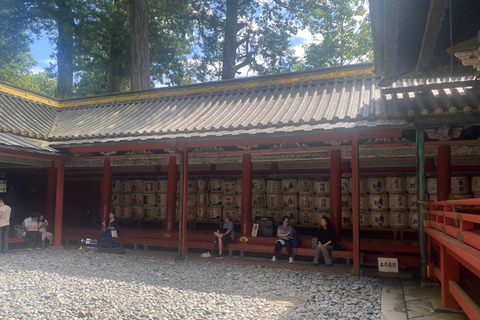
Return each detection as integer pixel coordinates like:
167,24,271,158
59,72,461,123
0,83,60,107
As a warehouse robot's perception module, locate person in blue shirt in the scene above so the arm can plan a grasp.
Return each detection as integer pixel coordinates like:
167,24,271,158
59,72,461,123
271,215,295,264
213,215,235,259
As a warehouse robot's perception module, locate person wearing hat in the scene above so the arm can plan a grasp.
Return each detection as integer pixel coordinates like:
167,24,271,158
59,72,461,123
213,215,235,259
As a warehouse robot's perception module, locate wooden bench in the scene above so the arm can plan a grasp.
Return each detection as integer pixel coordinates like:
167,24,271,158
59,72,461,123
8,230,27,244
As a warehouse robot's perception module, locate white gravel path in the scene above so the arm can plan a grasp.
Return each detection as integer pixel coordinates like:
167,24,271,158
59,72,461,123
0,249,381,320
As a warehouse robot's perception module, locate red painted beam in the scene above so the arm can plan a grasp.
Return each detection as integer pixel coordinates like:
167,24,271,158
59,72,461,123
330,150,342,240
351,132,360,271
101,158,112,224
45,161,56,223
437,145,451,201
181,148,188,257
449,281,480,320
67,142,172,154
53,159,65,247
165,156,177,234
441,245,460,308
241,154,252,236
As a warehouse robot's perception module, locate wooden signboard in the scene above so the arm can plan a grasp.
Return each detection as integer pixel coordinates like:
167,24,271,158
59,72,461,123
254,216,275,237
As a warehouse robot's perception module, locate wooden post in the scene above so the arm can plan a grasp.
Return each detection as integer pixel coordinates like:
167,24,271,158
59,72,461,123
440,245,460,308
437,145,451,201
416,127,427,279
53,159,65,247
101,158,112,224
241,153,252,236
330,150,342,239
166,156,177,234
181,148,188,257
45,160,57,224
351,132,360,273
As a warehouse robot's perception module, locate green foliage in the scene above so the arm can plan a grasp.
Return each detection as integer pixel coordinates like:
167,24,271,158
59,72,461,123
303,0,373,69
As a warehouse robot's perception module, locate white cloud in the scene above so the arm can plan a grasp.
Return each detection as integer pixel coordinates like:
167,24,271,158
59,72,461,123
30,66,44,74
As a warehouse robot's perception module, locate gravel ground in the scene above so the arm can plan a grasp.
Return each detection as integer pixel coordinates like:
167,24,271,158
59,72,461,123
0,249,382,320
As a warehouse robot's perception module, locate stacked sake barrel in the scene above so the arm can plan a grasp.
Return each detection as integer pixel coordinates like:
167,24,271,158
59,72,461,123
345,178,369,228
251,178,267,222
264,179,283,224
406,176,420,229
315,179,331,223
386,176,409,229
368,177,390,228
472,176,480,199
221,179,237,222
298,179,316,225
194,179,209,221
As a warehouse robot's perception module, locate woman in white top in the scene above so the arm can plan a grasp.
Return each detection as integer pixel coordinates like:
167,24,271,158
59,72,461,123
38,214,53,248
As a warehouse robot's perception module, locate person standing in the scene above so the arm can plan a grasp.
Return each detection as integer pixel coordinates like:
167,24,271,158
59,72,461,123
23,212,43,250
0,197,12,254
271,216,295,264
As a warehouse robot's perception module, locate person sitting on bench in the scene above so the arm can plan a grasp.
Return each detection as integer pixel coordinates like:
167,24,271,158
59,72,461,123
213,215,235,259
38,214,53,248
23,212,43,250
100,211,119,243
271,216,295,264
313,215,341,267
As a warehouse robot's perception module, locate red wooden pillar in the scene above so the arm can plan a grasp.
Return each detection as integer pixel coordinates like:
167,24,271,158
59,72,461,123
181,148,189,256
330,150,342,239
101,158,112,224
53,159,65,247
241,153,252,236
45,160,57,224
166,156,177,233
437,145,451,201
440,245,460,308
351,133,360,272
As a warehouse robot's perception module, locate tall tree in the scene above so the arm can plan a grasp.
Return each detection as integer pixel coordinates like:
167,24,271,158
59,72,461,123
303,0,372,68
129,0,150,91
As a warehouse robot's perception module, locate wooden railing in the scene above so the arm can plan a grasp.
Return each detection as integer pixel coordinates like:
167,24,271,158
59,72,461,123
421,198,480,320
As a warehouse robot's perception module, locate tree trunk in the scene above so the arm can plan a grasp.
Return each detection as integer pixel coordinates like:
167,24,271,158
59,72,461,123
222,0,239,80
109,1,125,93
55,1,74,98
129,0,150,91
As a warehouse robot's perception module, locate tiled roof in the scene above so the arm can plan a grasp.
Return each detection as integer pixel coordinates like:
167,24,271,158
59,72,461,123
0,132,58,153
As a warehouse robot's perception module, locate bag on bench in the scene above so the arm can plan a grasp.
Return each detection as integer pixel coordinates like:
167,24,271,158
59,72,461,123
290,229,300,248
14,224,26,238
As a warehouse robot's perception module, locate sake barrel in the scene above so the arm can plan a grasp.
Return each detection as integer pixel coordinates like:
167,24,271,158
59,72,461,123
314,179,330,195
252,208,267,221
209,192,223,206
186,193,196,207
143,194,155,207
222,194,237,207
131,205,143,219
341,194,352,209
299,210,315,225
283,194,298,208
131,193,143,205
407,193,418,211
120,194,131,207
359,211,370,227
154,207,166,220
267,209,282,223
252,178,266,192
252,193,267,207
156,193,168,207
370,211,389,228
406,176,418,194
283,209,298,224
409,211,418,229
386,176,406,194
195,179,209,193
341,178,350,195
266,180,282,194
222,180,236,194
450,193,473,200
186,180,195,193
349,178,368,195
341,210,353,227
451,176,470,195
186,207,196,221
155,180,168,193
426,178,437,194
120,206,132,219
315,195,330,211
112,206,122,218
236,178,243,193
208,207,222,221
111,193,121,206
367,177,386,194
299,194,315,209
143,181,155,194
196,193,208,206
131,180,143,193
111,181,121,193
298,179,314,194
266,194,282,208
429,194,438,202
282,179,297,194
370,194,388,211
209,178,222,192
120,180,132,193
223,208,237,222
389,211,409,228
359,194,370,211
472,176,480,193
195,206,208,220
388,193,408,211
236,194,242,207
143,207,154,219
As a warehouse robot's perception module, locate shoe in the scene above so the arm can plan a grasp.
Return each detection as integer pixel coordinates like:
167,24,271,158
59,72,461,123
313,262,319,266
36,247,43,250
215,254,223,259
271,256,277,262
27,248,34,251
325,263,333,268
289,257,293,264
